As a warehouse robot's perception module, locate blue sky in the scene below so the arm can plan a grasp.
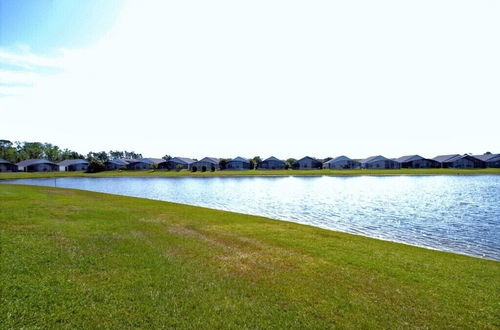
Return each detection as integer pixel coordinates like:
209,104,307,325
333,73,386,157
1,0,499,159
0,0,123,53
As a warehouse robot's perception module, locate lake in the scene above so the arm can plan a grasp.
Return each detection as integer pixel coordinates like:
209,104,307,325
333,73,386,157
2,175,499,260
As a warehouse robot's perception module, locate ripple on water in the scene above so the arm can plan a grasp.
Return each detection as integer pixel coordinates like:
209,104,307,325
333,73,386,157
2,175,499,260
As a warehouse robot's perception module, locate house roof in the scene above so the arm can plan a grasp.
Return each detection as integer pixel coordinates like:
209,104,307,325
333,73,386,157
57,159,89,166
263,156,283,162
432,154,460,163
0,158,14,165
298,156,321,163
198,157,220,164
395,155,424,163
106,159,129,166
472,154,500,162
16,159,57,167
125,158,164,165
324,156,357,164
170,157,196,164
361,155,393,164
229,157,250,163
140,158,166,164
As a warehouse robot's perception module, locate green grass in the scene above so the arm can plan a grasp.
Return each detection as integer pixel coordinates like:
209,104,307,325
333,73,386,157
1,185,499,329
1,167,499,181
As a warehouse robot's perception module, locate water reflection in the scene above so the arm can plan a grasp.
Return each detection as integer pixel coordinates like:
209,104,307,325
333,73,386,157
3,175,499,260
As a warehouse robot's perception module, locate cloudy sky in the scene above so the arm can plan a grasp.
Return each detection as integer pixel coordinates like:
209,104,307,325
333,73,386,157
1,0,499,159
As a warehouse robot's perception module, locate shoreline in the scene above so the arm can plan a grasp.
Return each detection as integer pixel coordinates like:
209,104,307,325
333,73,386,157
1,167,499,181
2,181,498,262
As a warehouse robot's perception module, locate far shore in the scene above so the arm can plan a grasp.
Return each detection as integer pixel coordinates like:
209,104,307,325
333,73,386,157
0,168,500,180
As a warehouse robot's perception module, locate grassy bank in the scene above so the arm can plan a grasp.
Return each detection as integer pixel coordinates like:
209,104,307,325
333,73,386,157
1,167,499,180
1,185,498,328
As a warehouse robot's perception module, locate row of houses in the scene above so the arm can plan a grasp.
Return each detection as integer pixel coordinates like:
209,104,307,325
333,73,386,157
1,153,499,173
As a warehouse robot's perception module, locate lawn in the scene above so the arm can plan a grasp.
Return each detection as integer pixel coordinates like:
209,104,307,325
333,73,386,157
1,184,498,328
1,167,499,181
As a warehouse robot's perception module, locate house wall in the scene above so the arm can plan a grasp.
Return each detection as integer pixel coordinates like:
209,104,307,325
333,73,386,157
448,158,483,168
27,164,58,172
325,160,360,169
68,163,88,171
163,160,191,170
363,160,400,169
106,163,122,170
402,159,440,169
485,156,500,168
226,161,250,170
297,158,321,169
0,163,17,172
192,161,219,171
128,162,151,170
258,160,285,170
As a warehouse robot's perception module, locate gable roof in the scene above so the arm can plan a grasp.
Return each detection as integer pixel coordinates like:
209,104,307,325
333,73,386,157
170,157,196,164
126,158,164,165
229,157,250,163
263,156,283,162
361,155,392,164
324,156,356,164
298,156,321,163
106,159,129,166
472,154,500,162
432,154,460,163
16,159,57,167
142,158,166,164
395,155,424,163
198,157,220,164
57,159,89,166
0,158,14,165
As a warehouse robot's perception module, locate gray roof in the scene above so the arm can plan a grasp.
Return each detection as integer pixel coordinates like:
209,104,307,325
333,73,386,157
138,158,165,164
361,155,392,164
0,158,14,164
229,157,250,163
106,159,129,166
472,154,500,161
432,154,460,163
16,159,57,167
125,158,164,165
170,157,196,164
433,154,483,163
395,155,424,163
263,156,283,162
57,159,89,166
324,156,357,164
298,156,321,162
198,157,220,164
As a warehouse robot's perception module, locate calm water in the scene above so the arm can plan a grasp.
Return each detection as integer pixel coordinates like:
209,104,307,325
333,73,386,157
2,176,499,260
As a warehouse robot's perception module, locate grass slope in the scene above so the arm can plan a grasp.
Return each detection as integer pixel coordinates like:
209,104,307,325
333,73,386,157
1,167,499,181
1,185,498,328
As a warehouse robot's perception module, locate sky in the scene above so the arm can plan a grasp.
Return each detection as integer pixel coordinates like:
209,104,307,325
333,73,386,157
1,0,499,159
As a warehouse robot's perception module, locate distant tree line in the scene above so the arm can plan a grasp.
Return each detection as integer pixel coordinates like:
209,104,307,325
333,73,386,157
0,139,143,165
0,140,84,163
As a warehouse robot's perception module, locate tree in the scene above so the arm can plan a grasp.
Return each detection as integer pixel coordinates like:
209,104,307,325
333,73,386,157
0,140,16,162
87,151,109,162
109,150,124,159
219,158,231,170
286,158,298,170
86,159,106,173
252,156,262,169
162,155,172,161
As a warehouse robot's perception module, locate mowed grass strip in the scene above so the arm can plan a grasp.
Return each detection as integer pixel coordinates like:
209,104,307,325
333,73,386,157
0,167,499,181
1,184,498,328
